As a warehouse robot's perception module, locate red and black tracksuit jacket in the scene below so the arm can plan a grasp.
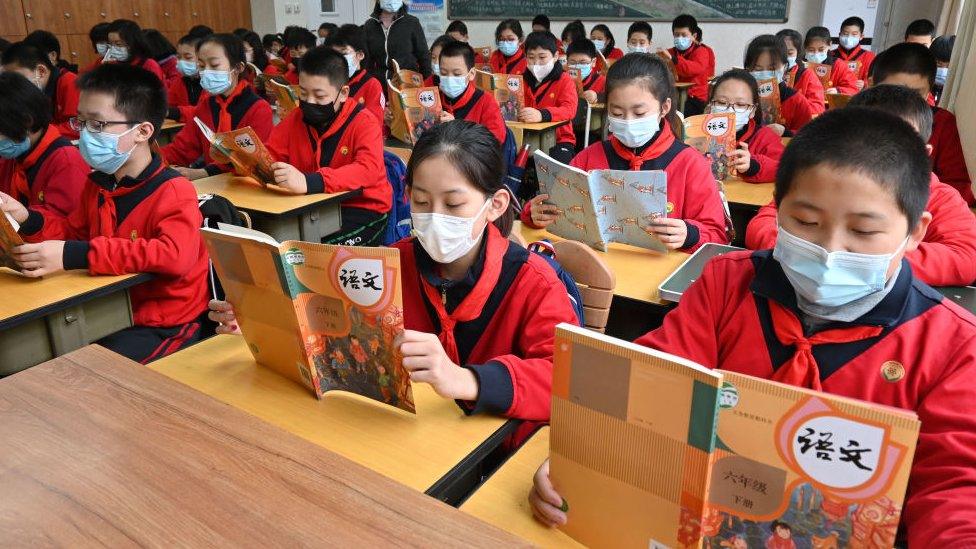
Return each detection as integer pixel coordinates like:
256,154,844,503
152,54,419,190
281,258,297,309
44,68,80,139
735,119,784,183
667,42,714,102
779,81,817,134
816,56,858,95
785,63,826,115
347,68,386,126
637,250,976,547
283,66,299,85
116,56,165,83
18,154,210,329
167,75,204,123
524,63,579,146
489,46,526,75
157,55,181,91
746,173,976,286
833,44,875,83
930,106,974,205
161,81,274,176
440,83,507,145
267,98,391,215
572,71,607,128
0,125,87,218
394,223,579,420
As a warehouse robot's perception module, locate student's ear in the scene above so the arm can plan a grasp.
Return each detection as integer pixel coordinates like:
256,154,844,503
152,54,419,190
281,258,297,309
905,211,932,253
133,121,155,144
485,188,510,222
337,84,350,103
34,63,49,81
660,97,673,118
356,50,365,63
925,143,934,156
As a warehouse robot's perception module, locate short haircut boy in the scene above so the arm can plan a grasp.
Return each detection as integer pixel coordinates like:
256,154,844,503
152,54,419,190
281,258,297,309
905,19,936,41
287,28,317,50
1,42,54,70
440,40,474,69
76,62,167,139
931,35,955,63
532,14,551,31
566,38,597,59
870,42,936,90
331,24,369,58
804,26,832,47
848,84,933,141
841,16,866,33
0,71,52,140
672,14,698,33
298,45,349,87
525,31,558,55
628,21,652,42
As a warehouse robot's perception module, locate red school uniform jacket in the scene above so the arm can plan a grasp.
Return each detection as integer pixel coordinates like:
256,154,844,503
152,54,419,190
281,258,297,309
122,56,165,83
489,46,526,75
745,174,976,287
166,75,203,123
0,125,87,218
161,81,273,176
524,64,578,146
779,82,817,134
440,83,507,145
635,250,976,547
930,106,974,205
568,123,729,252
43,68,80,139
267,99,391,215
581,70,606,96
394,223,579,421
157,55,181,91
283,66,299,85
833,44,875,83
18,154,210,328
736,120,784,184
347,68,386,126
786,63,826,115
822,56,858,95
667,42,713,102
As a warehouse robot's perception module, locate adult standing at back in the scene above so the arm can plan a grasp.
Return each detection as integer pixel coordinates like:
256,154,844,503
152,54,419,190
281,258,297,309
364,0,431,83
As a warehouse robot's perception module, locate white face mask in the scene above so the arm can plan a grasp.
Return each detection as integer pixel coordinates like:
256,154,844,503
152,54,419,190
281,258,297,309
530,59,555,81
711,104,751,131
608,114,660,148
411,199,492,264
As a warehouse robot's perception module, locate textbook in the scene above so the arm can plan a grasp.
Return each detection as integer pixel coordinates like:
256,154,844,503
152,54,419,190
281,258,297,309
658,243,744,302
657,50,679,81
201,223,415,413
549,324,920,548
806,61,834,90
267,78,299,118
473,46,492,71
0,210,23,272
533,150,669,254
387,82,441,145
474,70,524,122
845,59,863,78
757,76,785,126
683,112,737,182
389,58,424,89
567,66,585,97
194,117,276,186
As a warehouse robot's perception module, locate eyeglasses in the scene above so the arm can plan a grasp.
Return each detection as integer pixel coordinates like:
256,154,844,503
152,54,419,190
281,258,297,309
708,100,754,113
69,117,139,134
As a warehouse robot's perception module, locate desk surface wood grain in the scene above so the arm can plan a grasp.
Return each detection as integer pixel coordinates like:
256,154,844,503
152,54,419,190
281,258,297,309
194,173,354,216
0,345,523,547
0,270,148,329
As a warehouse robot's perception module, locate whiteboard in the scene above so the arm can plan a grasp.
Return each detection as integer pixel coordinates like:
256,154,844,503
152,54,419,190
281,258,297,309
821,0,879,40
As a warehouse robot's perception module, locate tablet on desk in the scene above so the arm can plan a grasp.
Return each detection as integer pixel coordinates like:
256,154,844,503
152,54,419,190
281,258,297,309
936,286,976,315
658,243,744,302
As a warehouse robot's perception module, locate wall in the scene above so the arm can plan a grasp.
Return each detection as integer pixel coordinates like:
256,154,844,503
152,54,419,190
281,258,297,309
873,0,944,51
250,0,311,35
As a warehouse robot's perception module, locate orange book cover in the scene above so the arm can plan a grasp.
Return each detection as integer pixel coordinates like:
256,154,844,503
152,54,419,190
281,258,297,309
0,210,24,273
194,118,275,186
567,66,585,97
268,79,300,118
474,70,524,122
846,59,863,79
387,82,441,145
757,77,785,126
474,46,492,71
683,112,737,182
806,62,834,89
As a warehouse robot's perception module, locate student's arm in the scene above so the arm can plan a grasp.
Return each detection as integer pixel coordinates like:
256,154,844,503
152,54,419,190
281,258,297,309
795,70,826,114
477,93,508,146
832,61,858,95
782,92,816,133
17,185,92,244
364,79,387,126
744,201,779,250
677,151,730,251
906,183,976,286
739,129,784,184
30,148,88,219
673,46,710,80
160,113,205,167
538,77,579,123
931,113,973,204
265,116,293,164
305,116,384,195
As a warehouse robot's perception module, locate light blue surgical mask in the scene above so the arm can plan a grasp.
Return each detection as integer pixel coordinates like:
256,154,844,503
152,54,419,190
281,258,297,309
674,36,692,51
750,70,776,83
498,40,519,57
177,59,199,77
379,0,403,12
627,44,649,54
105,45,129,62
96,42,109,56
935,66,949,86
710,105,751,131
0,136,31,159
572,63,592,80
775,66,785,83
431,62,440,75
344,53,359,77
439,75,468,99
786,56,797,69
200,69,233,94
608,114,660,148
592,39,606,52
807,51,828,64
773,227,908,308
78,125,139,175
839,35,860,50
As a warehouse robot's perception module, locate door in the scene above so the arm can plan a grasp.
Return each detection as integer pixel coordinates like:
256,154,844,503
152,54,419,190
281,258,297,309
0,0,28,37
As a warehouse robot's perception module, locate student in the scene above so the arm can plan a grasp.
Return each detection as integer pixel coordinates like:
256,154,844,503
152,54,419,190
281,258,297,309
188,25,214,39
625,22,652,54
144,29,181,91
0,72,86,219
745,35,817,135
263,33,284,59
560,20,586,58
425,34,453,87
102,19,165,81
532,14,551,34
329,24,385,125
210,120,580,421
437,40,506,146
661,14,713,115
931,35,954,104
905,19,935,47
747,85,976,286
834,16,875,90
708,69,784,184
82,23,112,73
490,19,526,75
523,54,728,252
1,63,210,363
166,35,203,124
566,38,606,148
317,22,338,45
590,24,623,65
803,26,857,95
446,20,469,43
776,29,825,114
871,42,972,205
161,33,273,181
520,31,579,164
24,30,76,74
283,29,317,85
2,43,81,140
241,30,277,78
265,47,391,246
530,108,976,546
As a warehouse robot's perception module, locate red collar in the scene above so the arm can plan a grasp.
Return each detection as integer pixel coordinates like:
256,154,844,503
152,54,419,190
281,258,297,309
737,119,758,143
441,83,476,113
609,121,676,170
349,69,366,86
835,44,863,60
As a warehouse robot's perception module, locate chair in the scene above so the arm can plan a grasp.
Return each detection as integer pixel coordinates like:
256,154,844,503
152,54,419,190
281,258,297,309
551,240,616,332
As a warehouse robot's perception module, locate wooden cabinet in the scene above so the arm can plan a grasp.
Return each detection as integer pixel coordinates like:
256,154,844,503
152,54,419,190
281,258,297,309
70,0,128,35
65,33,97,70
0,0,28,36
23,0,70,34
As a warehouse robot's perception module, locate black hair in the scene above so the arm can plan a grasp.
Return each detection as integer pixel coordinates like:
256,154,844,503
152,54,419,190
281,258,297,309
693,24,704,42
804,26,832,48
869,42,936,90
298,45,349,87
89,22,111,50
905,19,936,40
108,19,152,60
567,38,597,60
524,31,557,55
143,29,176,61
775,29,803,55
24,30,61,59
628,21,652,42
446,20,468,37
561,20,586,44
188,25,214,39
318,22,339,36
178,34,203,49
532,14,551,31
286,28,317,50
591,24,616,56
241,31,270,71
495,19,524,42
771,521,792,533
1,42,55,71
332,24,369,58
931,35,955,63
262,33,283,50
0,38,9,54
606,53,681,136
708,68,763,123
76,62,167,139
0,72,53,141
232,28,250,39
672,14,698,33
198,33,247,70
407,120,513,237
440,40,475,70
430,34,454,57
849,84,933,141
775,107,930,231
282,26,306,45
744,34,787,70
841,16,866,33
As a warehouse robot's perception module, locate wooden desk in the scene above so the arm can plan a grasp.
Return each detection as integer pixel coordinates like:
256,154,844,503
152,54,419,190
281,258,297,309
462,427,581,547
675,82,694,113
386,146,412,164
0,345,522,546
506,120,569,152
157,118,184,146
723,177,774,207
195,173,358,242
153,335,517,502
0,270,150,376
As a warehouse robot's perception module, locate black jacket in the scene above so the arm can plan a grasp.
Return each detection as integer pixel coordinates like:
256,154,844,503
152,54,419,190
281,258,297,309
364,5,431,83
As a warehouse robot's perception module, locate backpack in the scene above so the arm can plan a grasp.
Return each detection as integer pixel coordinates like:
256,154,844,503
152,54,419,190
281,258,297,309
383,150,412,245
198,193,246,302
526,240,585,325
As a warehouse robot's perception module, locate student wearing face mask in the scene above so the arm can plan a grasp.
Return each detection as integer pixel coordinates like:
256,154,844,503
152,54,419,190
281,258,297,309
241,31,276,76
329,24,385,125
559,21,586,64
363,0,432,83
707,69,784,184
566,39,606,147
522,54,728,252
210,120,580,422
436,41,506,146
590,24,623,73
81,23,112,74
490,19,527,75
1,43,80,140
660,14,713,116
745,35,817,136
931,35,954,105
520,32,579,164
424,34,453,87
283,29,317,85
834,16,875,90
625,21,652,55
103,19,165,82
266,47,390,247
165,35,204,124
161,34,273,181
775,29,825,115
802,26,857,95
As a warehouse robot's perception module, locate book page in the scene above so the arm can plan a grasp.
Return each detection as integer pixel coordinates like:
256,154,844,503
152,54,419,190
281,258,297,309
590,168,669,254
390,86,441,145
684,112,737,182
532,150,603,250
0,210,24,272
757,77,784,126
269,79,299,118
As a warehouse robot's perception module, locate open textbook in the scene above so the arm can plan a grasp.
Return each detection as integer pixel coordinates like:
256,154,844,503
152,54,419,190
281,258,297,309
0,210,23,272
757,76,784,126
387,82,441,145
474,70,524,122
201,223,415,413
194,117,276,186
806,61,833,90
389,58,424,90
683,111,737,182
549,324,920,548
533,150,669,254
267,78,300,118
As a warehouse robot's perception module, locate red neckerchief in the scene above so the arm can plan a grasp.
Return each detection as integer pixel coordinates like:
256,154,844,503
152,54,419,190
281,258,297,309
609,121,676,170
768,301,882,391
835,44,865,60
96,161,167,238
10,125,61,203
441,83,475,114
737,119,759,145
306,99,357,163
212,80,248,133
418,223,507,363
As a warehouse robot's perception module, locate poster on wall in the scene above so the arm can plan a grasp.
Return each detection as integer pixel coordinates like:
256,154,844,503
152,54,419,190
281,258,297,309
410,0,446,45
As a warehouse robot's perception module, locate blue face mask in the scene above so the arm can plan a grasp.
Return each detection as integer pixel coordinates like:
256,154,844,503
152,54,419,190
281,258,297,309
839,35,860,49
751,70,776,83
78,126,138,175
0,136,31,159
571,63,592,80
105,45,129,62
674,36,692,51
627,44,649,54
177,59,199,77
344,53,359,77
439,75,468,99
200,69,233,94
608,114,660,148
786,56,797,69
96,42,109,56
380,0,403,12
807,51,828,64
935,66,949,86
592,39,606,52
498,40,519,57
